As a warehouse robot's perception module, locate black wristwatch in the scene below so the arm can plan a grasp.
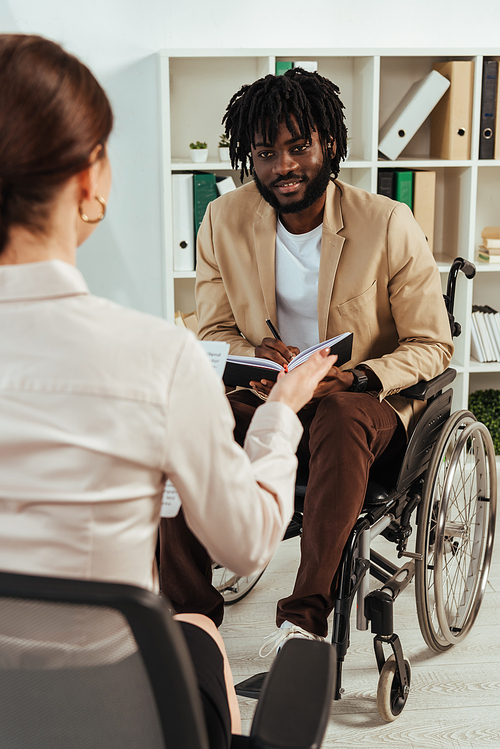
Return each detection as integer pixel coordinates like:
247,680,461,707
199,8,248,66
346,368,369,393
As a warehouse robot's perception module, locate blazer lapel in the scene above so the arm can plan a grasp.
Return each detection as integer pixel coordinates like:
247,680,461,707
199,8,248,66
253,197,278,322
318,181,345,340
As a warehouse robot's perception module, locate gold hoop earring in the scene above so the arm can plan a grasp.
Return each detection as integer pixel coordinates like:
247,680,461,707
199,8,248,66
79,195,106,224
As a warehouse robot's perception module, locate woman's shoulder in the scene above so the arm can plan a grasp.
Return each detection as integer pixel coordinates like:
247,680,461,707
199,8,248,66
76,294,201,400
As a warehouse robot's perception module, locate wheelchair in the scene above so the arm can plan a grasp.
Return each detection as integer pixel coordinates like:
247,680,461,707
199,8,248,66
215,257,498,722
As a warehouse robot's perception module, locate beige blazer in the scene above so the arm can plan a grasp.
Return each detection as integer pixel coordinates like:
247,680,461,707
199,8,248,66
196,180,454,432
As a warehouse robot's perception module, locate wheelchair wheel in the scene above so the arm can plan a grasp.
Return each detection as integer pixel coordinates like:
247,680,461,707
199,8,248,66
415,410,497,652
212,563,267,605
376,655,411,722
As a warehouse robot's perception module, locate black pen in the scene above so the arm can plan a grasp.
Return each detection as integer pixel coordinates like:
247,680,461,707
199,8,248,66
265,318,282,341
265,319,290,373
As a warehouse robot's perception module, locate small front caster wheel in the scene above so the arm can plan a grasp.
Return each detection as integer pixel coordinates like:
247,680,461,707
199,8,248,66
376,654,411,721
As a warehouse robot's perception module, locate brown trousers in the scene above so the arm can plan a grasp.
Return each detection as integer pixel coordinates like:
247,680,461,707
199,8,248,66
160,390,405,637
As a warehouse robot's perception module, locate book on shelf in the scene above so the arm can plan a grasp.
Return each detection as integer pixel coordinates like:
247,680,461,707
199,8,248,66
394,170,413,209
430,60,474,160
480,239,500,250
293,61,318,73
495,68,500,159
378,70,450,160
470,315,486,362
172,173,195,272
193,172,218,237
377,169,394,198
479,60,498,159
481,226,500,243
377,169,436,251
276,61,293,75
173,172,226,270
413,170,436,252
275,60,317,75
216,176,236,196
222,332,353,388
478,250,500,263
471,305,500,362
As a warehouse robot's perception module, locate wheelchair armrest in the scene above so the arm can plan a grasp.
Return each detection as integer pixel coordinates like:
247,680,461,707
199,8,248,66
399,368,456,401
247,639,336,749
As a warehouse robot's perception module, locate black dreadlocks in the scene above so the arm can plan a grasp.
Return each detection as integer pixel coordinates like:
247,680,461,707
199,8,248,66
222,67,348,182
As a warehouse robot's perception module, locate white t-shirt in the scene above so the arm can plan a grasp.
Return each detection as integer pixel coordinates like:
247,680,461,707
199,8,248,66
275,218,322,353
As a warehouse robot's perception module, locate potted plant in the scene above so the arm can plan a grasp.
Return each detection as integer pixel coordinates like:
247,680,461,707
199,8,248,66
189,141,208,163
218,134,230,162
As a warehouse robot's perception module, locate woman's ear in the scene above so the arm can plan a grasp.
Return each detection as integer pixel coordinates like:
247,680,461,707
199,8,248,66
77,144,104,204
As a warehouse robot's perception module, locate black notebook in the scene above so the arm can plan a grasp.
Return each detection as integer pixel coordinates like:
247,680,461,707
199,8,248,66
223,332,353,388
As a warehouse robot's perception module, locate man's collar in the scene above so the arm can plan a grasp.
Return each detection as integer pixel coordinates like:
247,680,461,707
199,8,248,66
0,260,89,303
322,179,344,235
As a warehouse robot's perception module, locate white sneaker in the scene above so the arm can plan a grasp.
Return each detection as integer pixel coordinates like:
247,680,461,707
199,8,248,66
259,620,324,658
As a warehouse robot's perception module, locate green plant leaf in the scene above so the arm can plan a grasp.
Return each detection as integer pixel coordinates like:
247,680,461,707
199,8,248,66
468,389,500,454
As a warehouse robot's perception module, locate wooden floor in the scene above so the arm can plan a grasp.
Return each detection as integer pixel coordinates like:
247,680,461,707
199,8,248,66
220,494,500,748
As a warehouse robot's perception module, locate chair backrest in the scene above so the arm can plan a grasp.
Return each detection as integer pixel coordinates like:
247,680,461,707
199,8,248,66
0,571,209,749
395,386,453,493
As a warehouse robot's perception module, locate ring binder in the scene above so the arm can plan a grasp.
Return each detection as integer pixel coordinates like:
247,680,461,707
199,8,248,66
378,70,450,160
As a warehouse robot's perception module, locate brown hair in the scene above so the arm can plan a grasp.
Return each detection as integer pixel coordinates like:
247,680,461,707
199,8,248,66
0,34,113,253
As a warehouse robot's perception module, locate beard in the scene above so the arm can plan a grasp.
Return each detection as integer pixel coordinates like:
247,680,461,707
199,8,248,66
253,155,332,214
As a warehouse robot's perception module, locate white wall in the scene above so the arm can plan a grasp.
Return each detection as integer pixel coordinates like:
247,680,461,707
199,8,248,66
2,0,499,317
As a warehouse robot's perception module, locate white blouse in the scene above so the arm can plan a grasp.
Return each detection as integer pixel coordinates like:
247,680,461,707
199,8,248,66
0,260,302,592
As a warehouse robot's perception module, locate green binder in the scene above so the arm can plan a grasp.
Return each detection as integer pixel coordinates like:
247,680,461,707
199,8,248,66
193,172,218,237
394,170,413,209
276,61,293,76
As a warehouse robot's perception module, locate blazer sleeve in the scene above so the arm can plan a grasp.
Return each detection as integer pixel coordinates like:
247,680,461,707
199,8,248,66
161,332,302,576
196,203,255,356
361,202,454,399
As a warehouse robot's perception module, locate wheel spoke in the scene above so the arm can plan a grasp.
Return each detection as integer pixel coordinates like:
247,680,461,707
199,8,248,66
415,413,497,651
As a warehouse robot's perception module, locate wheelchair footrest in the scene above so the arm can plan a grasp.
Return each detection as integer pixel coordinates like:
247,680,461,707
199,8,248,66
235,671,268,699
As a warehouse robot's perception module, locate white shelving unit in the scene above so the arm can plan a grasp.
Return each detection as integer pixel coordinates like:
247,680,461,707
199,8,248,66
159,48,500,410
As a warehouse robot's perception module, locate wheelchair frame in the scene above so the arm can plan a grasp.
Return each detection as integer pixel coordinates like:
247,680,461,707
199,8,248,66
221,258,497,721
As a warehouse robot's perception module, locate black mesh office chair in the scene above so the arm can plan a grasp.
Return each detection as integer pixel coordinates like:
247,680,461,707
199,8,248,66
0,570,336,749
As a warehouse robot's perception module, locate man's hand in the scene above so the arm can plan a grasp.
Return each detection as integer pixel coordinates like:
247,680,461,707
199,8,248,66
254,337,300,366
251,337,301,397
310,367,355,401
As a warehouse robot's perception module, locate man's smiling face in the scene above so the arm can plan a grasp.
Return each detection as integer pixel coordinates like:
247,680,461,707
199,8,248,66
250,114,335,215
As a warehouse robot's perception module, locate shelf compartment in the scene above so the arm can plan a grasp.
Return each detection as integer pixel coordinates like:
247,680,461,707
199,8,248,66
475,165,500,253
379,55,476,161
168,56,273,164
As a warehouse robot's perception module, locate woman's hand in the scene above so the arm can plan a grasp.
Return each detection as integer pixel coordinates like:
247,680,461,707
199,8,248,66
250,337,301,399
267,349,337,413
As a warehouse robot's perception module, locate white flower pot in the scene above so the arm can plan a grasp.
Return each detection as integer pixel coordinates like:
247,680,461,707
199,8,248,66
190,149,208,163
218,146,230,162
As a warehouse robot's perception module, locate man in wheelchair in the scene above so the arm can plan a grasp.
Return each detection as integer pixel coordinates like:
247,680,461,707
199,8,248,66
160,67,454,652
